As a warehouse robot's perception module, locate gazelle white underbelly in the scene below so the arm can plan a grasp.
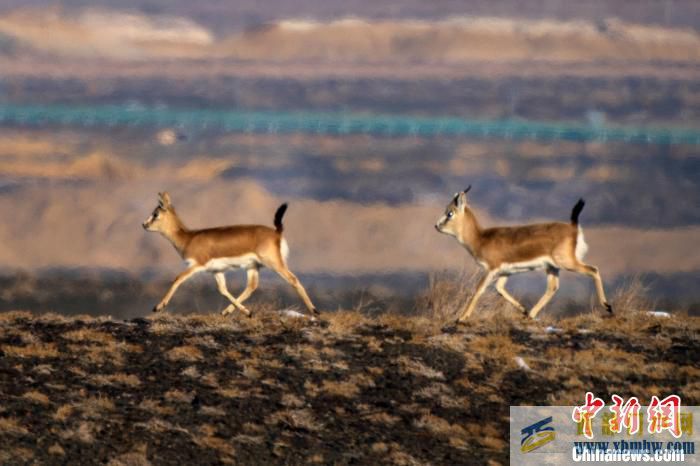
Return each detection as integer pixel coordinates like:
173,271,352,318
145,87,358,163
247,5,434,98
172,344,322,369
187,254,261,272
500,256,555,274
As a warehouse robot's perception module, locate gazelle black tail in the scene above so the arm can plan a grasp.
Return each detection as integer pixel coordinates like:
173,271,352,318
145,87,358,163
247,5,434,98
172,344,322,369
570,198,585,225
274,203,288,233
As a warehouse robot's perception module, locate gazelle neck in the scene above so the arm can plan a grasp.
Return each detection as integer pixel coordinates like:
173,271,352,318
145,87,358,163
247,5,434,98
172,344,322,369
159,210,191,257
459,207,483,255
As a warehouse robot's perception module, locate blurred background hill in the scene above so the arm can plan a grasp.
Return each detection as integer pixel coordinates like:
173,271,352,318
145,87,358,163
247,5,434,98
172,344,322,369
0,0,698,316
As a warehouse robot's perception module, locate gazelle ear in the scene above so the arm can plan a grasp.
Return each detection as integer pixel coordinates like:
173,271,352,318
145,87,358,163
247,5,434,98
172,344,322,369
456,191,467,208
158,191,171,208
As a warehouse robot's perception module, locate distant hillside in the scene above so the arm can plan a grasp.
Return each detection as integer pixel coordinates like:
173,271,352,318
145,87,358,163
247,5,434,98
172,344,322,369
0,0,699,34
1,9,700,63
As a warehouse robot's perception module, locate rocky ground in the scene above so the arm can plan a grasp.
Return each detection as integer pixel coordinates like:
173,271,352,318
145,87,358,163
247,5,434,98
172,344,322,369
0,306,697,465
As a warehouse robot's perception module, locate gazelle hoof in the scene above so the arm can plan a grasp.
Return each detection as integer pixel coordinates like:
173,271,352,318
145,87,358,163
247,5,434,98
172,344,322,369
604,303,614,314
310,307,320,316
152,305,162,313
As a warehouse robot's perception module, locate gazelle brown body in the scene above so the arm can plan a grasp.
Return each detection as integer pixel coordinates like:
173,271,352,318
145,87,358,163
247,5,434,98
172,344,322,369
435,186,612,322
142,192,317,316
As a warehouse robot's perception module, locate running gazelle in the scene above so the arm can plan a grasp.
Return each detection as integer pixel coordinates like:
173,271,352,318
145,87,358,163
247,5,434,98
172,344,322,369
435,186,613,322
142,192,318,316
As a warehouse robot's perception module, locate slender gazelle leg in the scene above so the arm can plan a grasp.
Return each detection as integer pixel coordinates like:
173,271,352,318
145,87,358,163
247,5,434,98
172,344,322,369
495,275,526,315
215,272,251,317
457,270,499,323
262,254,317,314
153,265,202,312
528,268,560,319
236,267,260,304
565,262,613,314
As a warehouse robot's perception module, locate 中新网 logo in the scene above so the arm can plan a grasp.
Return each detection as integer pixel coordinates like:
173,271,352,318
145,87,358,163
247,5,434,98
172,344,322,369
521,416,556,452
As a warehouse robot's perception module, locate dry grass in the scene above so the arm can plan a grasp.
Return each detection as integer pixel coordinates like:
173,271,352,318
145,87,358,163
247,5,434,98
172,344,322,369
76,396,116,419
321,379,361,398
395,355,445,380
107,450,152,466
63,328,116,344
138,399,176,416
60,421,96,444
266,409,323,432
90,373,141,387
164,389,195,404
165,345,204,362
21,390,50,405
0,417,29,435
325,310,370,334
0,308,696,464
2,342,59,358
53,404,74,422
48,443,65,456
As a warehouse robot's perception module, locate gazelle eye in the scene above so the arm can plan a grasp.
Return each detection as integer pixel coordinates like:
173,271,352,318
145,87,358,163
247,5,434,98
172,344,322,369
447,212,454,219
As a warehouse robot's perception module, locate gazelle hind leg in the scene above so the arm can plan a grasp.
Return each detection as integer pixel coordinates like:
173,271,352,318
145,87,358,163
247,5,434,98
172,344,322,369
563,261,613,314
495,276,526,315
236,267,260,304
528,268,560,319
262,255,317,314
215,273,251,317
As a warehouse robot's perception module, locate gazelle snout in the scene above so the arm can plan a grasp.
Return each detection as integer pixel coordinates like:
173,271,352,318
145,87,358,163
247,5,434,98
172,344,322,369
142,215,155,231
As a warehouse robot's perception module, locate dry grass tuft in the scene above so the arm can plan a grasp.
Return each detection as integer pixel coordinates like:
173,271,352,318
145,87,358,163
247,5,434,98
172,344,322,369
53,404,74,422
164,389,195,403
325,310,369,334
77,396,116,419
48,443,65,456
0,417,29,435
414,413,468,438
2,342,59,358
107,451,152,466
90,373,141,387
266,408,323,432
0,311,33,322
192,424,236,459
321,379,361,398
138,399,176,416
469,334,524,361
166,345,204,362
609,276,654,314
60,421,95,444
21,390,50,405
395,355,445,380
63,328,116,344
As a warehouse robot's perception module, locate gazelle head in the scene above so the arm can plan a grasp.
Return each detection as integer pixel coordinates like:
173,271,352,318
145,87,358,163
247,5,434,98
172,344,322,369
435,185,472,237
142,192,177,233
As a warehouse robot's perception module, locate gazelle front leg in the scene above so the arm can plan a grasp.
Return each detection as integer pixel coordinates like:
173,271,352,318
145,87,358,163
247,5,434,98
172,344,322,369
456,270,498,324
495,275,526,315
215,273,251,317
236,267,260,304
153,265,202,313
528,268,560,319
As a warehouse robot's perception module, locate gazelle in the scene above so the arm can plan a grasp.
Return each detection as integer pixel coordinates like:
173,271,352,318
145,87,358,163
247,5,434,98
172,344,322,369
435,186,613,322
142,192,318,317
